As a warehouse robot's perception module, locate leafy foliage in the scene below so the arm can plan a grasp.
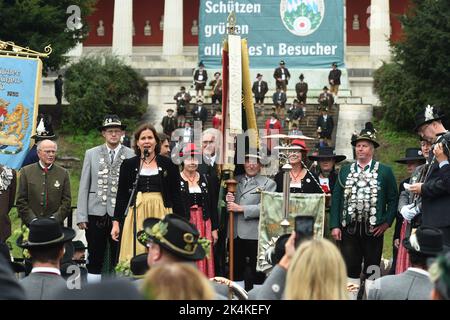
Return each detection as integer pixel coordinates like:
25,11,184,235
63,55,148,132
374,0,450,130
0,0,96,74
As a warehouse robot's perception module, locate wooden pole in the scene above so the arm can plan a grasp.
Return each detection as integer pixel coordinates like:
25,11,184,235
225,178,238,284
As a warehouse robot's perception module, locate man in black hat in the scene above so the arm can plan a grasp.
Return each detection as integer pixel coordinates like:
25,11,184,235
295,73,308,104
272,87,287,122
318,86,334,110
391,147,426,274
21,113,57,168
286,99,304,131
410,105,450,249
330,128,398,297
308,146,346,195
193,61,208,99
18,218,75,299
316,107,334,144
367,226,443,300
209,71,222,109
76,115,134,283
173,86,192,127
225,152,277,290
273,60,290,92
252,73,269,114
161,108,177,137
192,98,208,129
328,62,341,98
17,139,71,226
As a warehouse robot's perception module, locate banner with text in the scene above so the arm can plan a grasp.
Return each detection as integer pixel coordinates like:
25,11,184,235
0,56,41,169
199,0,344,69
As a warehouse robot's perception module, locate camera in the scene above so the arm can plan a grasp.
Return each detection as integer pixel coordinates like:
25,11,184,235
440,132,450,159
295,215,314,247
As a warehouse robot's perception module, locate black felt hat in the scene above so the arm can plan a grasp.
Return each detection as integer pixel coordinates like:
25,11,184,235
299,73,304,80
17,218,75,249
308,146,346,163
414,105,445,132
403,226,443,256
31,116,56,140
395,148,426,164
143,215,206,261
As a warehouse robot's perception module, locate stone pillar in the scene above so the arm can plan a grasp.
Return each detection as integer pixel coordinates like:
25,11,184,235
112,0,133,59
162,0,184,57
369,0,391,67
335,104,373,161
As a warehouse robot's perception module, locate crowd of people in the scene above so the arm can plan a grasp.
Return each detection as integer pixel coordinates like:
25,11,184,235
1,78,450,301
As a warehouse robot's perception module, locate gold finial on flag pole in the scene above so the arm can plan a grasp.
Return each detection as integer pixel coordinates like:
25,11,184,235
227,10,236,35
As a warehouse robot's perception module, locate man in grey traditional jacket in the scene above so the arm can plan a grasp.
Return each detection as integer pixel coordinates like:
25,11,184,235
76,115,134,283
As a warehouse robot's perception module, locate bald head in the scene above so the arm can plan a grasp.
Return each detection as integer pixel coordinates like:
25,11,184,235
37,139,57,166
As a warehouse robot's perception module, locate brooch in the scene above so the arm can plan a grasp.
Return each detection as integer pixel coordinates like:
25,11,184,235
54,180,60,188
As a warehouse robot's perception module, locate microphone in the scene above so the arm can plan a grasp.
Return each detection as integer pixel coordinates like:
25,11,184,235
143,148,150,158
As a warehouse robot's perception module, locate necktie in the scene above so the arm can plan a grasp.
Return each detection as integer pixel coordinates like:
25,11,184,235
110,150,115,164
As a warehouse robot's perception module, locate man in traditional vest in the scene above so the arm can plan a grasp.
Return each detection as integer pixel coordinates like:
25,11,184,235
17,139,71,226
76,115,135,283
330,128,398,298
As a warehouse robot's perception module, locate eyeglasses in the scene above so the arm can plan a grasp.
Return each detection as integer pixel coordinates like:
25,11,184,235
105,129,122,135
202,140,215,145
40,150,56,154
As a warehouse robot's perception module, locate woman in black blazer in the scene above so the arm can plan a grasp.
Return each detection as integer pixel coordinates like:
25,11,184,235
111,123,182,263
179,143,218,278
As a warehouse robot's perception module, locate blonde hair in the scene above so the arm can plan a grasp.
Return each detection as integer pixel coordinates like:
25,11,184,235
142,263,215,300
285,239,348,300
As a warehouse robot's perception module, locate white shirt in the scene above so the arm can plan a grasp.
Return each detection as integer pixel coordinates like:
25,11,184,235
356,159,373,172
107,144,122,162
140,168,158,176
38,161,53,170
31,267,61,275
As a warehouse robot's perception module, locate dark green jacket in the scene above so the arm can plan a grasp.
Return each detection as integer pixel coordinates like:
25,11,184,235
17,162,71,225
330,161,398,230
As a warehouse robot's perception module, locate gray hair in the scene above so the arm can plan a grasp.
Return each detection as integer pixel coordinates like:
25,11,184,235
36,139,57,151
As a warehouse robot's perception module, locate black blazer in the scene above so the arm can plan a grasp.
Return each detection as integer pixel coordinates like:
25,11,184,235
179,173,219,230
273,67,291,84
316,115,334,135
113,155,183,221
192,106,208,123
252,80,269,98
194,69,208,83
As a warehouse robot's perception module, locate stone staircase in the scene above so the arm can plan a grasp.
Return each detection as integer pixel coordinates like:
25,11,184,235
171,101,338,151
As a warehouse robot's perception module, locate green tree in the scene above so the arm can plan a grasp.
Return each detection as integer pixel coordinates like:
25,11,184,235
374,0,450,130
0,0,96,73
63,55,148,132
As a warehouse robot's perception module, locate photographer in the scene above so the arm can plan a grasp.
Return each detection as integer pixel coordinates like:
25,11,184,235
410,105,450,250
